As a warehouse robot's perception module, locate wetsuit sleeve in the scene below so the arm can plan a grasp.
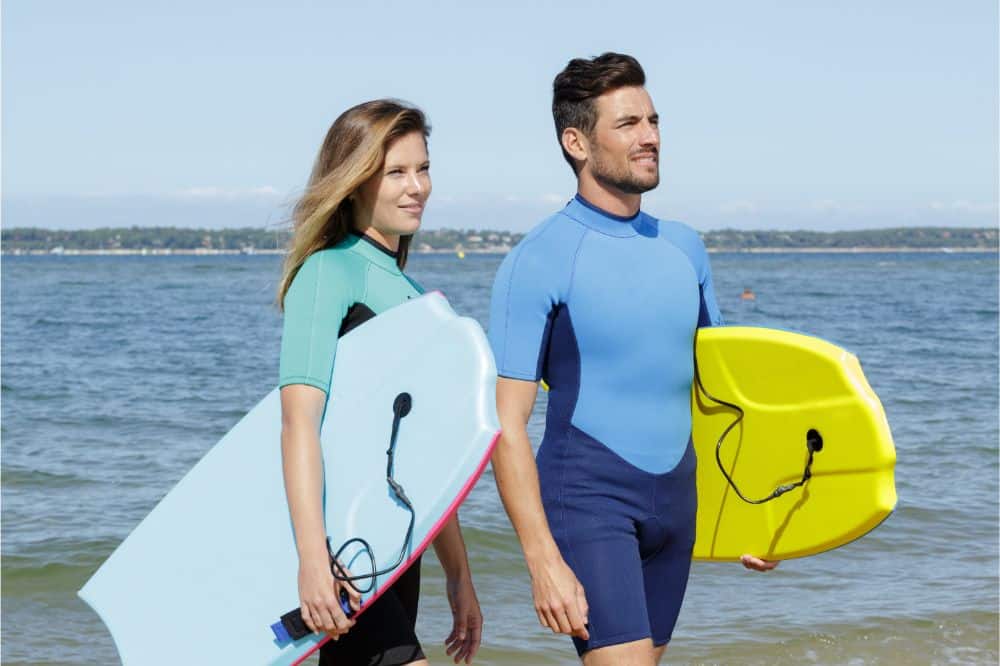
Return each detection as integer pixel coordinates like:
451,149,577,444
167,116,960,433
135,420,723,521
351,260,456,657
488,237,567,381
695,239,724,327
279,253,354,393
663,220,723,327
403,273,426,295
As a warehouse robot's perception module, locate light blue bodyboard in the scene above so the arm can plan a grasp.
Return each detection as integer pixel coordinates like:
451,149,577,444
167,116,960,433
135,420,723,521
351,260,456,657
79,293,501,665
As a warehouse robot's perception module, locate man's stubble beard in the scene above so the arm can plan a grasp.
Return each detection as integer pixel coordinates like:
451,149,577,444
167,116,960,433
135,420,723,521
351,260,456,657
590,148,660,196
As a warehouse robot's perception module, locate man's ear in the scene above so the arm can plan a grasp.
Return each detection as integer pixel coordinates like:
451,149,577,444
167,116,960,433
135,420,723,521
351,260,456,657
561,127,589,168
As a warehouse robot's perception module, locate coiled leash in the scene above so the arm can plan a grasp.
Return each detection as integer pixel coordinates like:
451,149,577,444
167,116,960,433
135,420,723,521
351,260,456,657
272,392,416,643
693,340,823,505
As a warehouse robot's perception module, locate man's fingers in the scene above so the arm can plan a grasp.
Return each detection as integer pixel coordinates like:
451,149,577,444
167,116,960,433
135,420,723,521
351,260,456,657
567,603,589,640
552,606,574,635
541,607,562,634
576,583,590,625
740,554,779,571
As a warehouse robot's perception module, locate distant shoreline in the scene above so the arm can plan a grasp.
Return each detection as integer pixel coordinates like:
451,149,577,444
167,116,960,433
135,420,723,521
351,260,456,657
3,246,995,257
4,225,996,255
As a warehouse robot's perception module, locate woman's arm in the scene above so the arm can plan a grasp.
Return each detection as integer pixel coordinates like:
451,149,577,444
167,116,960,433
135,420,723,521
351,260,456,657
432,514,482,664
280,384,361,639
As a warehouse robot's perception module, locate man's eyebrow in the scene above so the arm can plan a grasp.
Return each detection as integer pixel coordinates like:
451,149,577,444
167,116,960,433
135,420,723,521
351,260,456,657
614,113,659,125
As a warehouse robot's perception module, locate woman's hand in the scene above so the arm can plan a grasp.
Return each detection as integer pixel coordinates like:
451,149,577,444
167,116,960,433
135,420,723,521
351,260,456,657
297,555,362,640
444,573,483,664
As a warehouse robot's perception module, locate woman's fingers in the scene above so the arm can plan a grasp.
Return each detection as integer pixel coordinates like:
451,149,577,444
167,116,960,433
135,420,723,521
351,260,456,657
462,616,483,663
300,603,318,634
444,615,481,664
332,560,363,611
343,584,363,611
313,602,338,634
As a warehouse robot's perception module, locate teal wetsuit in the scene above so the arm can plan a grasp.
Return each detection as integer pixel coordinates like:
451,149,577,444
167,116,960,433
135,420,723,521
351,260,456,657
278,231,425,666
280,233,423,392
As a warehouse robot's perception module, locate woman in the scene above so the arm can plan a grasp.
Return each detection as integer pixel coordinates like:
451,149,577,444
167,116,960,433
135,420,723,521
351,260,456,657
277,100,482,666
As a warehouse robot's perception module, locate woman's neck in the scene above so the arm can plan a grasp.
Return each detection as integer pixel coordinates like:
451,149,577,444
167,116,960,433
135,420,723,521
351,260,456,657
354,224,400,253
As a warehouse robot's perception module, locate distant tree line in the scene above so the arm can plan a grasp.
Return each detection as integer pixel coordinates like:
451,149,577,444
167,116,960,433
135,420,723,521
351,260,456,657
702,227,997,250
0,227,288,251
2,226,996,252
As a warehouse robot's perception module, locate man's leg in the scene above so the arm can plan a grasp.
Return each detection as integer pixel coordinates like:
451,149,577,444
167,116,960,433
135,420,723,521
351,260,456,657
642,441,698,655
582,638,658,666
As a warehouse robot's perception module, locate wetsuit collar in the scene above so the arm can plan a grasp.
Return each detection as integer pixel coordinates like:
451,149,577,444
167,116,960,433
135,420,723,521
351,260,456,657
564,194,641,237
347,231,402,272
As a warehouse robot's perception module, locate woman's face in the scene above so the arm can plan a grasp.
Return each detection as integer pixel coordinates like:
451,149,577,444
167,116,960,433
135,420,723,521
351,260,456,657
354,131,431,242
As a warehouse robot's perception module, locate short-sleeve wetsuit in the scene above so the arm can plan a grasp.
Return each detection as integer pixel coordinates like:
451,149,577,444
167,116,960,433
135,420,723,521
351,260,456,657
488,195,722,655
280,232,426,666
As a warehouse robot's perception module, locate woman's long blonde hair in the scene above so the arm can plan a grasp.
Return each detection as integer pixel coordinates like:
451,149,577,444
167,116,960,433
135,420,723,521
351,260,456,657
278,99,430,309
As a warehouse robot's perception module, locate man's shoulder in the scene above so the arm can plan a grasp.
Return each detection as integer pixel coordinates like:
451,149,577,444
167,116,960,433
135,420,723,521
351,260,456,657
640,213,701,244
509,209,587,259
644,215,706,253
641,215,710,277
494,208,588,289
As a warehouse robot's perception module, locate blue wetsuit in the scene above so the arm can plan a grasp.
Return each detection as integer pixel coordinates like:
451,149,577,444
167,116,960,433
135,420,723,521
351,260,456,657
488,194,722,654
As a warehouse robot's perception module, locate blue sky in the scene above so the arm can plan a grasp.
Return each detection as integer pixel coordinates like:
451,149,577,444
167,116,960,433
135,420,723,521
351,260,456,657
3,1,997,231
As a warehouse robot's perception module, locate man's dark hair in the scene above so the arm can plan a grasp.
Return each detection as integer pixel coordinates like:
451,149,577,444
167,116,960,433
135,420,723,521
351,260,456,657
552,52,646,172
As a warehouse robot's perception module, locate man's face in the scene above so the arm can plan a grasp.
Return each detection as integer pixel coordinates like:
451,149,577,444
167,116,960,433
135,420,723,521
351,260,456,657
586,86,660,195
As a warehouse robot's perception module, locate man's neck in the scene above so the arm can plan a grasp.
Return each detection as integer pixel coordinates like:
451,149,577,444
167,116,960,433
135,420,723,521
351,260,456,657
576,175,641,218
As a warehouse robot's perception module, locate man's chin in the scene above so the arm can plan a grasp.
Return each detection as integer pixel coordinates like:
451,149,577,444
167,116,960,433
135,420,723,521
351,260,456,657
593,168,659,196
621,176,659,195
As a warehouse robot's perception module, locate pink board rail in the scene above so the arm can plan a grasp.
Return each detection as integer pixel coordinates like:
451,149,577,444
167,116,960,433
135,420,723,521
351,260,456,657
290,428,502,665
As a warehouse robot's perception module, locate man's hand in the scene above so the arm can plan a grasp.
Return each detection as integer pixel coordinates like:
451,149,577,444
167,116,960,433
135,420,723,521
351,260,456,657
529,556,590,640
740,554,779,571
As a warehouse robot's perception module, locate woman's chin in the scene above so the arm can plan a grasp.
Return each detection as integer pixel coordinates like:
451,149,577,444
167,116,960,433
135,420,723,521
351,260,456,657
392,218,422,235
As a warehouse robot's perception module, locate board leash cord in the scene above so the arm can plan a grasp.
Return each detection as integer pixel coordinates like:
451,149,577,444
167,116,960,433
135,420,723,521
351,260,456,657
272,392,417,644
692,345,823,505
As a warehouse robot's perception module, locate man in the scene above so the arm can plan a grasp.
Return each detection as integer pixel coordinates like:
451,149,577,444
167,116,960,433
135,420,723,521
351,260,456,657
487,53,776,666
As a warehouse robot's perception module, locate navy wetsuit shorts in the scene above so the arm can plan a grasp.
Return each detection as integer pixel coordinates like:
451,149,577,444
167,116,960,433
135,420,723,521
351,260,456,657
539,426,697,654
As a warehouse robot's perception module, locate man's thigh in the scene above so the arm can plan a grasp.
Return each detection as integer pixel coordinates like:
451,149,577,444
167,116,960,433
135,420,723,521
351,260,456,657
582,637,657,666
559,527,653,656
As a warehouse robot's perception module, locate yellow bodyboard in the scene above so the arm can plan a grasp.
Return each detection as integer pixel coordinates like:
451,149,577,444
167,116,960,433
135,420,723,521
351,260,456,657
692,327,896,561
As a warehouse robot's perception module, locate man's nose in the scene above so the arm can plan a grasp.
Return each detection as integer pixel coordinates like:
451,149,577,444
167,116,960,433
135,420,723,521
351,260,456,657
639,119,659,147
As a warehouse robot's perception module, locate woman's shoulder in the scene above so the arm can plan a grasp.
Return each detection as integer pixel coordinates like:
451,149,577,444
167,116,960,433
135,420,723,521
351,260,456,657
298,245,368,277
287,246,368,301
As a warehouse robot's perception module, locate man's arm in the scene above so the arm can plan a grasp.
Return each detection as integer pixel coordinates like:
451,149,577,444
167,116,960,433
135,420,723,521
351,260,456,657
693,229,778,572
493,377,589,639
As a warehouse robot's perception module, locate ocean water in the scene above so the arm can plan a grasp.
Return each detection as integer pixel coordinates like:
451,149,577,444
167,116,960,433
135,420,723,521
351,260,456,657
2,251,997,665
